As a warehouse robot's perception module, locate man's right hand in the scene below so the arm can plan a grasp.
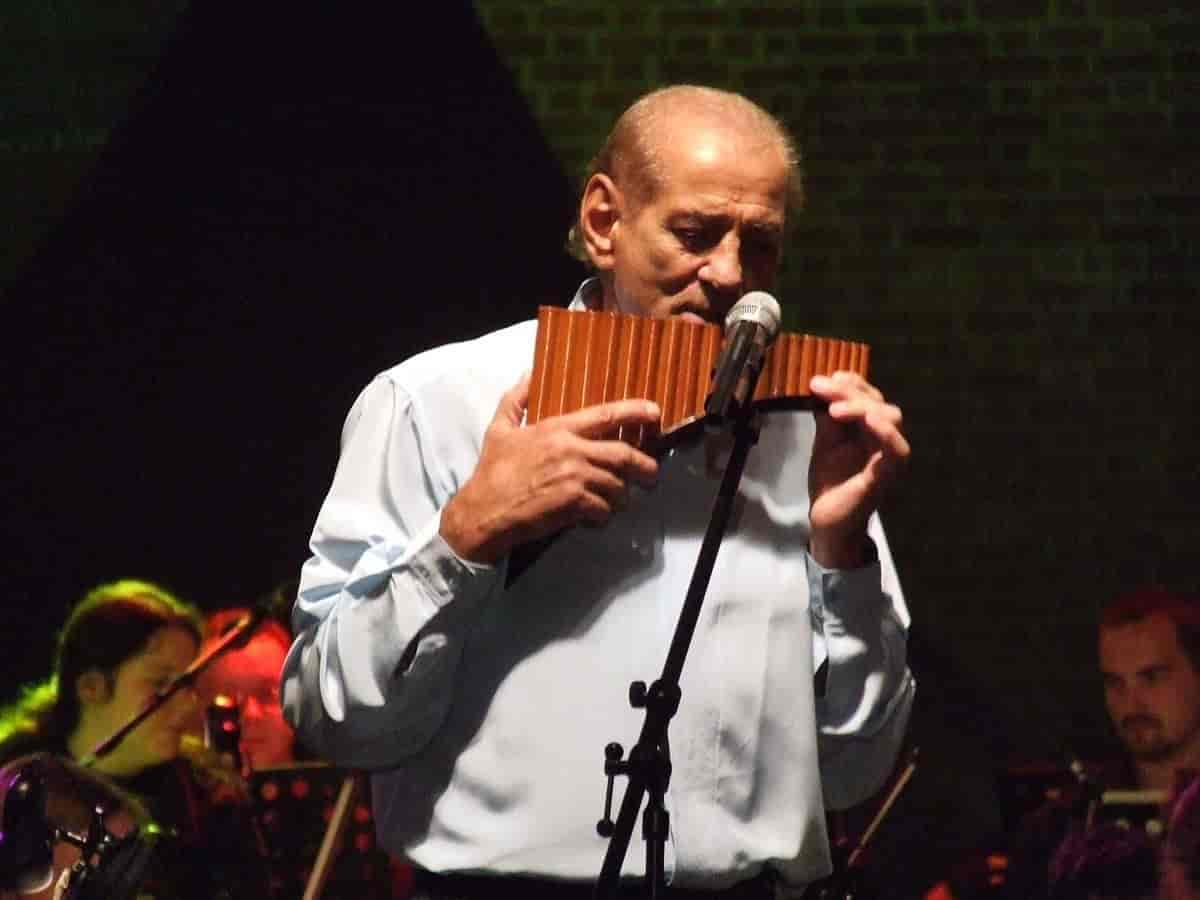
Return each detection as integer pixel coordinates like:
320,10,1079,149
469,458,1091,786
439,375,662,565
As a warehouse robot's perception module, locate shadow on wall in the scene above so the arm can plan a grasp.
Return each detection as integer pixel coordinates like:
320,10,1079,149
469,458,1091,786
1,0,584,688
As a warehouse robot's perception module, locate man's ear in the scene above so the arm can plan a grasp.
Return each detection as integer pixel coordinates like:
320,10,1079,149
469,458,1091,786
579,173,623,272
76,670,111,706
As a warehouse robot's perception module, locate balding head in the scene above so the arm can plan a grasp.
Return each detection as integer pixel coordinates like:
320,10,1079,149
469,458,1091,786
568,86,803,263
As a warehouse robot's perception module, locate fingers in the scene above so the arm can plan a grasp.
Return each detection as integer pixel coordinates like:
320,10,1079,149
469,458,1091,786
505,443,649,538
569,444,661,523
811,372,910,461
582,434,660,488
555,398,662,439
525,397,661,491
826,398,908,456
536,428,659,489
560,462,628,525
810,371,883,404
457,393,662,560
864,405,911,461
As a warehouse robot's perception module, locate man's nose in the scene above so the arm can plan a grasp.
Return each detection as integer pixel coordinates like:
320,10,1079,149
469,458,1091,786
700,235,743,294
1114,684,1149,717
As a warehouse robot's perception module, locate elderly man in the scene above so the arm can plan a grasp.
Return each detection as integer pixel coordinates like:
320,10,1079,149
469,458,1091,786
282,85,915,899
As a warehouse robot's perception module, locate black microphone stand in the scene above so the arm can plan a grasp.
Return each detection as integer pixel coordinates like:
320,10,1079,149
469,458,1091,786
78,609,264,768
594,372,766,900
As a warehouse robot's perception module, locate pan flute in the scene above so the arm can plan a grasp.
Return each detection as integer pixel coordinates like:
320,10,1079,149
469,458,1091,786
526,306,870,448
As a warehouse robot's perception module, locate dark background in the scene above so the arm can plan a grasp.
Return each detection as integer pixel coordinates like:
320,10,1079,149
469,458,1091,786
3,1,1198,894
2,0,581,656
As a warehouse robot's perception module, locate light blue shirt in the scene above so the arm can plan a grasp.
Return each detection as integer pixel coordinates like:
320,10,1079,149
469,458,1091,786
281,282,915,895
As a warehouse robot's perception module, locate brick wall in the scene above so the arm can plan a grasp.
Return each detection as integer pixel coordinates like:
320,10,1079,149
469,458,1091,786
476,0,1200,753
0,2,189,282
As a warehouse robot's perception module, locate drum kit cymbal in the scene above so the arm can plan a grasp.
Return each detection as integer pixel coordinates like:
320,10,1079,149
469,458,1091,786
0,753,163,900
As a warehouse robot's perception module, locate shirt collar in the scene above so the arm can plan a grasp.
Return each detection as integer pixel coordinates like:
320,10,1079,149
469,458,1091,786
568,277,604,312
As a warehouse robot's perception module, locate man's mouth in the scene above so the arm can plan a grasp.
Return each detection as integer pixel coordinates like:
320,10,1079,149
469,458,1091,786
1121,716,1162,735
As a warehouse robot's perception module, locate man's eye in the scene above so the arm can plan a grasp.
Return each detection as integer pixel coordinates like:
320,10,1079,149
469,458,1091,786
674,227,710,250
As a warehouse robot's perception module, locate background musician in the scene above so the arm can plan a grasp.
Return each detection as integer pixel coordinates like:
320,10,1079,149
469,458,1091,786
0,578,267,900
197,607,297,773
1097,587,1200,793
0,580,205,820
195,605,413,899
996,586,1200,900
283,84,915,899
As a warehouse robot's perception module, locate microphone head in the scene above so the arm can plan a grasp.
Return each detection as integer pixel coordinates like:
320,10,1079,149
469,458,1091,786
725,291,782,341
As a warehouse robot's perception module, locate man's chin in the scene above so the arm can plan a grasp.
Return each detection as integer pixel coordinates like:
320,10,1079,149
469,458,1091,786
1126,737,1175,762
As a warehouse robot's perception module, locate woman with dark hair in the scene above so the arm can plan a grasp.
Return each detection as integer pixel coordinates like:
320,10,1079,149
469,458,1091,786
0,579,265,900
0,579,203,803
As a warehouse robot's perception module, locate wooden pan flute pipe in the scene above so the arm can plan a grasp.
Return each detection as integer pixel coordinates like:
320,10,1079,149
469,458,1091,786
526,306,871,449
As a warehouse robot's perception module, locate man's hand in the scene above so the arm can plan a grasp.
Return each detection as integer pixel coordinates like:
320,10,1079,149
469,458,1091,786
439,375,662,564
807,371,910,569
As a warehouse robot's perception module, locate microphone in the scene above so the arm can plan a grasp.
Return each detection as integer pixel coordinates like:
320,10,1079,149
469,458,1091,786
204,695,244,776
704,291,782,424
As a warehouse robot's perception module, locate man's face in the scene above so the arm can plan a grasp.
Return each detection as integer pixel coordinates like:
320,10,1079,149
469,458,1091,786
1099,612,1200,763
199,634,294,770
595,118,790,325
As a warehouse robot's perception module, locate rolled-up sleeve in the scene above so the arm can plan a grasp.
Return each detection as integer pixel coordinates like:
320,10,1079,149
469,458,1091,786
809,514,915,810
281,374,500,769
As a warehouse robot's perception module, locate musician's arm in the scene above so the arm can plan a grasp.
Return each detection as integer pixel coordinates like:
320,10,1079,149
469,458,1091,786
812,515,915,810
281,374,503,769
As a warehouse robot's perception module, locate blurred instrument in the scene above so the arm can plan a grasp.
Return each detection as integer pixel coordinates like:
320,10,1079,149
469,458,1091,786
0,753,163,900
1,754,55,893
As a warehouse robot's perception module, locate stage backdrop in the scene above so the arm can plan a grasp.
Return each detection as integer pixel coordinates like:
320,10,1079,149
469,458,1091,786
1,0,581,682
3,3,1198,895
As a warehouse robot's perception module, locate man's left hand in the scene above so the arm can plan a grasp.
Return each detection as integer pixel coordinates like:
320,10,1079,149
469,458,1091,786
807,371,910,569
